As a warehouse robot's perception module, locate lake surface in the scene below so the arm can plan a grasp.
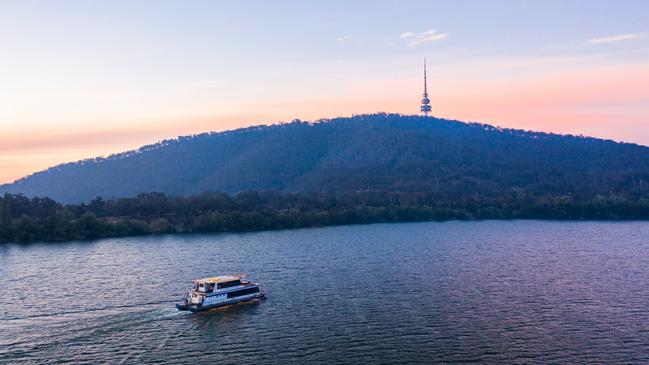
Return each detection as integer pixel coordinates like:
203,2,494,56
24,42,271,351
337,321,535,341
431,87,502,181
2,221,649,364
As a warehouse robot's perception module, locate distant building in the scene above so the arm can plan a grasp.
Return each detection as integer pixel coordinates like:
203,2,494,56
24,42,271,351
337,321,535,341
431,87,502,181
420,59,432,116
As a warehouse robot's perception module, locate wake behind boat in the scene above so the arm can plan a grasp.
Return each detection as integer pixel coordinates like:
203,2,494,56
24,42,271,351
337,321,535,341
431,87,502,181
176,275,266,312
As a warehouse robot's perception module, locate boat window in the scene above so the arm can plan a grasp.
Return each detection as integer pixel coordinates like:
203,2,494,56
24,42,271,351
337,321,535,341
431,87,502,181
217,280,242,289
226,286,259,298
198,282,209,292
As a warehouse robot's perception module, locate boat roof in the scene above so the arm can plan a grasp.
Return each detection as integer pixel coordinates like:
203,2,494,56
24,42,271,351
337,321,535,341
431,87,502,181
195,275,242,284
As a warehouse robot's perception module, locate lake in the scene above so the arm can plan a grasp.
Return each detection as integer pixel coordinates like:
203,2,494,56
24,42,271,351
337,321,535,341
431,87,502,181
2,221,649,364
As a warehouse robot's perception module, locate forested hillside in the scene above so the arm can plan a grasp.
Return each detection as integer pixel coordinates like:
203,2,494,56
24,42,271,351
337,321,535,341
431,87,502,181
3,113,649,203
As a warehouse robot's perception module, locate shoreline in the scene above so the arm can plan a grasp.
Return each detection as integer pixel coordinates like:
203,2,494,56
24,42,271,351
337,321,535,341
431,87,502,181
4,216,649,246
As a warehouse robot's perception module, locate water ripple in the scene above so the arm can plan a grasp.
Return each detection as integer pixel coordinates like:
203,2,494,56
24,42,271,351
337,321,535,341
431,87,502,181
2,221,649,363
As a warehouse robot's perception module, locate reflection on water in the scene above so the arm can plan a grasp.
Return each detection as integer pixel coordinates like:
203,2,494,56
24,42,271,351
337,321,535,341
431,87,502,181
2,221,649,363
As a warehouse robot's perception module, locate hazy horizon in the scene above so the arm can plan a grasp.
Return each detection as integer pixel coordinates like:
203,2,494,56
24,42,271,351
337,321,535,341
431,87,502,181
2,0,648,183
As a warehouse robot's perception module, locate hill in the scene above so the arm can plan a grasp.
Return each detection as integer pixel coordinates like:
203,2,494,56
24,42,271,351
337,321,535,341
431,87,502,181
3,113,649,203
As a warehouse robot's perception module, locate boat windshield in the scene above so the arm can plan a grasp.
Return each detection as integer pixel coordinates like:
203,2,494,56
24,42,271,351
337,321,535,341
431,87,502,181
195,282,215,293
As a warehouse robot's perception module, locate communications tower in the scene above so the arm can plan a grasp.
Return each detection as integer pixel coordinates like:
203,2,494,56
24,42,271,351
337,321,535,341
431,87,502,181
420,59,432,116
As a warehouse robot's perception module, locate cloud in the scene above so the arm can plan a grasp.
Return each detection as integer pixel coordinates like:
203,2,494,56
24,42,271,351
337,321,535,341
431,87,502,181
336,35,352,43
400,29,448,47
586,33,643,45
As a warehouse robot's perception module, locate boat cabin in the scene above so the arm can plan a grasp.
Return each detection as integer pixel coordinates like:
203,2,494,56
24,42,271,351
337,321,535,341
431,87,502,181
192,275,244,293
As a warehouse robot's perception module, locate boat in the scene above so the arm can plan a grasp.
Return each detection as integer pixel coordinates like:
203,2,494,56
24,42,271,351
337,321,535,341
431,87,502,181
176,275,266,312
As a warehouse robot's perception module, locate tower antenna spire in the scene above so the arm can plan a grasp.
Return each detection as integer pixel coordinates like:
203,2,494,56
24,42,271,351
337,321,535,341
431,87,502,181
424,58,428,95
420,58,432,117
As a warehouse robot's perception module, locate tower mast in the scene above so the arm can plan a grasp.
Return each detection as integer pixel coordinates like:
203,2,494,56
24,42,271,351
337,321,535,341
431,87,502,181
420,59,432,116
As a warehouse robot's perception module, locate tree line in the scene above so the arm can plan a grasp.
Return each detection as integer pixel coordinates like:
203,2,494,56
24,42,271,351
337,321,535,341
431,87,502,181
2,190,649,244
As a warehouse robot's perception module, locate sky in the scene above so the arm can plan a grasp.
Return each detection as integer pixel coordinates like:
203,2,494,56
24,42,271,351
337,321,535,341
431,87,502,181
1,0,648,184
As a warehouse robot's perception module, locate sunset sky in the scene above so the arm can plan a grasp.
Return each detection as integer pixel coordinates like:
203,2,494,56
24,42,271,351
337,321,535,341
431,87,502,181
1,0,648,184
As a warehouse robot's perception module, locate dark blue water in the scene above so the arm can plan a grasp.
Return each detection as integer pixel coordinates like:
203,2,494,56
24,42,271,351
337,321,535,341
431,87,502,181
2,221,649,364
